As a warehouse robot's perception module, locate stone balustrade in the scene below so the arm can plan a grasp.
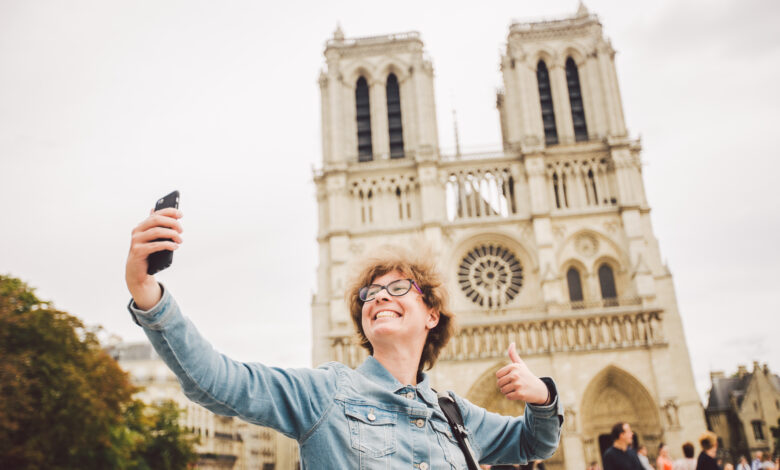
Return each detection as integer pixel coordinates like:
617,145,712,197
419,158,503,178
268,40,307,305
329,307,664,368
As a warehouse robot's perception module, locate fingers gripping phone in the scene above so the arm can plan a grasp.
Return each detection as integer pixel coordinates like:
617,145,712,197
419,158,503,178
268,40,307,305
146,190,180,275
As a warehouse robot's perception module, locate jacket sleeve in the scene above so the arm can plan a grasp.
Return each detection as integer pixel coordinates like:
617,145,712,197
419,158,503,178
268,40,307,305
127,285,339,440
455,377,563,465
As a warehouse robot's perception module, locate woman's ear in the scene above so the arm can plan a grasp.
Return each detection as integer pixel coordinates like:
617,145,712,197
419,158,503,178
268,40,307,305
426,308,440,330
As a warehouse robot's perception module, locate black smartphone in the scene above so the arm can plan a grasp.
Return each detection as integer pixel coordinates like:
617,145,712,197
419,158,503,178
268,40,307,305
146,190,180,275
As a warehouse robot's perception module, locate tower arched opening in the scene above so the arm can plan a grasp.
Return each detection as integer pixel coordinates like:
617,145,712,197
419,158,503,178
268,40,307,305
566,57,588,142
355,76,373,161
537,60,558,145
386,73,404,159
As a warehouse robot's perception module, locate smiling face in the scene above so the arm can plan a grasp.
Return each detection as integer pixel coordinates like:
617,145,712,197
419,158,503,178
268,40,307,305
360,270,439,355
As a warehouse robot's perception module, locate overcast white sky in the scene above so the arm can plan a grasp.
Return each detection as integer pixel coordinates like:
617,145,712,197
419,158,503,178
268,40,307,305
1,0,778,401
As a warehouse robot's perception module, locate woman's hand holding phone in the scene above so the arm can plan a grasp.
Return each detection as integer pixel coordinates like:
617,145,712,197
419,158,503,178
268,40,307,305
125,207,183,310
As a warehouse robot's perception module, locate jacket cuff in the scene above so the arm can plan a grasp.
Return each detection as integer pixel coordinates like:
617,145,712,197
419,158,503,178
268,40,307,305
527,377,564,424
126,283,173,329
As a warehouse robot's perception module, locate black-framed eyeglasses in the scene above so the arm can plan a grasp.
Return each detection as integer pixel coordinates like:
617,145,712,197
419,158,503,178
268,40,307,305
358,278,423,302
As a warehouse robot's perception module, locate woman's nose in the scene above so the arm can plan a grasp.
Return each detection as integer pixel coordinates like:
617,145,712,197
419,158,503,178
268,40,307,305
375,288,392,302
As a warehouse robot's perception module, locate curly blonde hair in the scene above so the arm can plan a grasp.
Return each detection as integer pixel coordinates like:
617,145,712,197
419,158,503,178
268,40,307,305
699,431,717,451
345,245,456,373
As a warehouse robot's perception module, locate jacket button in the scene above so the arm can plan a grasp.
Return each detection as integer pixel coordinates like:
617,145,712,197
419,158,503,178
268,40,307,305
406,392,415,400
415,418,425,428
367,413,376,421
420,463,429,470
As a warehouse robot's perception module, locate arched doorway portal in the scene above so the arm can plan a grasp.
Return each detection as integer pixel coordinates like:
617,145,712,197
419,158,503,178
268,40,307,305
466,363,565,470
581,366,662,467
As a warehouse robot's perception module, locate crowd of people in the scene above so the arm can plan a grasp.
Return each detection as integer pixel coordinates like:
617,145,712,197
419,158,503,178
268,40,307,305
601,422,778,470
480,422,778,470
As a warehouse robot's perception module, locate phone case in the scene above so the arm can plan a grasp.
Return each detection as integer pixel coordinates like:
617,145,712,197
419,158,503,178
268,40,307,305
146,190,180,275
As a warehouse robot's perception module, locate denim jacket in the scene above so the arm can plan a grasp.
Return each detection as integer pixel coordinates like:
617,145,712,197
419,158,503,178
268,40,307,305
128,286,563,469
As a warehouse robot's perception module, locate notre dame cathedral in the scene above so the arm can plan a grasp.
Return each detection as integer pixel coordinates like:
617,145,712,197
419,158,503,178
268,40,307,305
311,5,706,469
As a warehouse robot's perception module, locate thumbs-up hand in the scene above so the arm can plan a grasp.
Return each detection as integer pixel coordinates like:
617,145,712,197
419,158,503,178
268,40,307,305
495,342,550,405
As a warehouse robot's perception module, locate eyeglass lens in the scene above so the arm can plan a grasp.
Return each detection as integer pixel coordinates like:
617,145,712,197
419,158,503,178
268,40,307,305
360,279,413,301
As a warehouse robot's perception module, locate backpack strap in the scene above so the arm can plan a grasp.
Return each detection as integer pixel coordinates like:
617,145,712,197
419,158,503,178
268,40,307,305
436,390,481,470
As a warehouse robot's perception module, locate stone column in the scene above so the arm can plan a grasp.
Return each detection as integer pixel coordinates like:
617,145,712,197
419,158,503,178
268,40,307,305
549,63,574,144
326,172,348,232
398,75,413,157
515,60,543,145
328,234,350,327
318,72,332,164
370,79,389,160
417,162,444,225
510,161,530,218
534,217,560,303
583,54,607,139
325,52,344,162
401,71,419,155
500,55,522,146
597,42,623,137
605,50,627,137
525,154,549,215
422,62,440,155
413,59,438,158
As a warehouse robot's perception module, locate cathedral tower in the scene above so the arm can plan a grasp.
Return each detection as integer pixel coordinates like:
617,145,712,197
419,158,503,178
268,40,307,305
312,8,705,469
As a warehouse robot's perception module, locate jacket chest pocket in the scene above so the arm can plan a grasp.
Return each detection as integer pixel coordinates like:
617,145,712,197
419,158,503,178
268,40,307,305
431,419,468,470
344,403,397,457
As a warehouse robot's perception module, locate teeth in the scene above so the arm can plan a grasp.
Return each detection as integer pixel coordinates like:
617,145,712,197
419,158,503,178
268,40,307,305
375,311,398,319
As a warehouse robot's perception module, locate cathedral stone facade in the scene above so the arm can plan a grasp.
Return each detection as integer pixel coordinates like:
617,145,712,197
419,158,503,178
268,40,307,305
311,6,706,469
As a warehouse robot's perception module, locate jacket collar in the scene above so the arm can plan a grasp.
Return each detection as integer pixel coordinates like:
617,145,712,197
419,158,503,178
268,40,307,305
356,356,438,407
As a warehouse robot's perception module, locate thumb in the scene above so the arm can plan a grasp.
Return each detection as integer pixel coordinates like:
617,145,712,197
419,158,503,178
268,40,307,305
508,342,523,364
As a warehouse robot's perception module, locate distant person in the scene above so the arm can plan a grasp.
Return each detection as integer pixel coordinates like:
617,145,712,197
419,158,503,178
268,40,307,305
657,443,673,470
753,453,764,470
696,431,719,470
638,445,655,470
737,455,750,470
760,453,776,470
603,422,644,470
673,442,697,470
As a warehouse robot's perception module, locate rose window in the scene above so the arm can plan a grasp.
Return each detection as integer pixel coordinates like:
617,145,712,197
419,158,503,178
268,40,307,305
458,244,523,308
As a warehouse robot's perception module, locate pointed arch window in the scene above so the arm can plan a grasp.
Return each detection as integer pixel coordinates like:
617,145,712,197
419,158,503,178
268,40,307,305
566,267,584,305
566,57,588,142
598,263,618,305
355,76,373,162
536,60,558,145
386,73,404,159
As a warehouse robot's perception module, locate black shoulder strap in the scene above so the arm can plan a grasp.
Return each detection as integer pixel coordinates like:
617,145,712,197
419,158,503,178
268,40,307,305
436,390,481,470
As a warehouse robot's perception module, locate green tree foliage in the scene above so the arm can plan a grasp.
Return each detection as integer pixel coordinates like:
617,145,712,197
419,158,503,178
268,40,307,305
128,400,200,470
0,275,198,469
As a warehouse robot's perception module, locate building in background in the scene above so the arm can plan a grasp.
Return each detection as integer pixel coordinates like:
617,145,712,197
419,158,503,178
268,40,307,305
705,362,780,462
108,341,299,470
312,5,706,469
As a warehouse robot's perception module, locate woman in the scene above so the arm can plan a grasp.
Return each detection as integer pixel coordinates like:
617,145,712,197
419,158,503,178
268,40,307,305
657,444,673,470
760,454,777,470
125,208,562,469
695,432,719,470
